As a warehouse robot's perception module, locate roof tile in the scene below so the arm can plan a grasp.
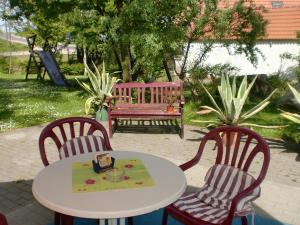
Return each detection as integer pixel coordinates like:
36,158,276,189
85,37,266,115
218,0,300,40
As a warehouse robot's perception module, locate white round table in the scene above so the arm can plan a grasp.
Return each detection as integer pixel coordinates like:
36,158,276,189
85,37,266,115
32,151,186,224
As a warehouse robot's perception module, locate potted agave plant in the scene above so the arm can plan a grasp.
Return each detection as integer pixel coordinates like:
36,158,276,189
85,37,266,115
194,74,278,145
76,62,120,121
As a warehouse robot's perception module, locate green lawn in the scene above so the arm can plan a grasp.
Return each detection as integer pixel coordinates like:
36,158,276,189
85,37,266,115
185,98,298,142
0,39,28,52
0,73,86,131
0,73,298,142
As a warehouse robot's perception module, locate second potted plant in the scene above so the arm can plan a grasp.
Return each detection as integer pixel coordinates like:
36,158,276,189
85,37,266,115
165,96,178,113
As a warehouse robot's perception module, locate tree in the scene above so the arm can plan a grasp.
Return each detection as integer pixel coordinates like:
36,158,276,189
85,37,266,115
175,0,266,79
9,0,70,50
1,0,13,73
9,0,266,82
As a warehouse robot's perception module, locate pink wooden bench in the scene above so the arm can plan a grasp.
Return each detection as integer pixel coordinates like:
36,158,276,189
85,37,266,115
108,81,184,138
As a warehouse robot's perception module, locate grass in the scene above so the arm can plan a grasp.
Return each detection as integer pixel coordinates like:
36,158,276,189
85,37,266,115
184,96,297,142
0,39,28,52
0,72,298,143
0,73,86,132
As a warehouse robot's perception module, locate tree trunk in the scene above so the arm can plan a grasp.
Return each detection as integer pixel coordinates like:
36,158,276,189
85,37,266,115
83,47,88,76
177,40,191,80
114,48,123,80
163,59,173,82
120,42,131,82
76,47,84,63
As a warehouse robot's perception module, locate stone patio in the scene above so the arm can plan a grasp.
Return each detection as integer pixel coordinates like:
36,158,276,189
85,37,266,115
0,122,299,225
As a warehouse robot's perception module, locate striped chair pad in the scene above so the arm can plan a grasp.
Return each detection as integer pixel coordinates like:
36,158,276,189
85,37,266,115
59,135,105,159
173,164,260,224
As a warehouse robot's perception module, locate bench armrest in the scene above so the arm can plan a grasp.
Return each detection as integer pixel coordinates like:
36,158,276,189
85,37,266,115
180,96,185,107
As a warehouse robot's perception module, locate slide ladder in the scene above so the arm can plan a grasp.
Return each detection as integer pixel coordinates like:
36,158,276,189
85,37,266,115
25,35,69,87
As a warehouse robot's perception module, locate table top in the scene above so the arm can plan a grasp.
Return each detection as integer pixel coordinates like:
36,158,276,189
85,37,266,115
32,151,186,219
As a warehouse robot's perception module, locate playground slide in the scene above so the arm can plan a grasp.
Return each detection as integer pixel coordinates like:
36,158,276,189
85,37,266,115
35,51,69,87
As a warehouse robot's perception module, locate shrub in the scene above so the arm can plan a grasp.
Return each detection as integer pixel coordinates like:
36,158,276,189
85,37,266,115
185,63,237,103
0,56,27,73
60,63,84,76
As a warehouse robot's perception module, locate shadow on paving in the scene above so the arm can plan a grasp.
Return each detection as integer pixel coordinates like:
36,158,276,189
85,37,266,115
186,129,207,142
0,180,34,214
0,181,290,225
113,119,181,136
189,129,300,162
185,185,289,225
265,138,300,162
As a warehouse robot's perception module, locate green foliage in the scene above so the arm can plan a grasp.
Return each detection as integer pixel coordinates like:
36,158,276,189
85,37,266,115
0,73,85,132
195,74,277,127
9,0,266,81
9,0,71,49
0,56,27,73
60,63,84,76
0,72,297,142
186,63,237,102
280,84,300,124
76,62,120,115
0,38,27,52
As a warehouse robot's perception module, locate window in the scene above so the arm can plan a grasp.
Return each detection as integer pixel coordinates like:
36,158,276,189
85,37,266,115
271,1,284,8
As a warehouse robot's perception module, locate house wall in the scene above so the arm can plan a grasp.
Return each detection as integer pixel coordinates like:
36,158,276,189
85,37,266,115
184,41,300,75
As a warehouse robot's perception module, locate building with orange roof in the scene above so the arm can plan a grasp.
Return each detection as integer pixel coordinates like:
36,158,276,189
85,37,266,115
183,0,300,75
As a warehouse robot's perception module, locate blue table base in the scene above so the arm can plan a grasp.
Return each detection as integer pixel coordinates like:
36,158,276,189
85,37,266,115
49,209,290,225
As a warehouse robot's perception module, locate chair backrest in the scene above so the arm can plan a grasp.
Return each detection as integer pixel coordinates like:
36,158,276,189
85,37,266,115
39,117,112,166
0,213,8,225
181,126,270,186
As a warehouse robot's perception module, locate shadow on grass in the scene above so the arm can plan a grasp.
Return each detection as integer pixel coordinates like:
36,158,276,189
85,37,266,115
0,86,14,122
0,75,85,129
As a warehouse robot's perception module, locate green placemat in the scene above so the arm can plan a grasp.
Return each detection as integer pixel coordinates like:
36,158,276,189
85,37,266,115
72,159,155,193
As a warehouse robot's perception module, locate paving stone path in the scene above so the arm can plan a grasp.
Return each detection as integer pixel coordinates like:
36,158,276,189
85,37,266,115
0,122,299,225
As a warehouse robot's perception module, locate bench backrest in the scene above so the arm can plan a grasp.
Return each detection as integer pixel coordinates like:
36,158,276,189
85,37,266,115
113,81,183,105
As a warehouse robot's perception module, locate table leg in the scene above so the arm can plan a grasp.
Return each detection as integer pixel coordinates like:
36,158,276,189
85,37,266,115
108,219,118,225
99,219,105,225
119,218,126,225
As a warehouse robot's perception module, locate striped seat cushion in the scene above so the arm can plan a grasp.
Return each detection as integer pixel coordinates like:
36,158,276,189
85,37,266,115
59,135,105,159
174,164,260,224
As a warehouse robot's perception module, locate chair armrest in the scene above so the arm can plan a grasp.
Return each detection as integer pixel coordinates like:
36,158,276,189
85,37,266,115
225,179,261,223
180,95,185,107
179,159,197,171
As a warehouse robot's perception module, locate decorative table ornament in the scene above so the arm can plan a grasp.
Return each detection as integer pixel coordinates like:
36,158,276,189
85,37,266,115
92,153,115,173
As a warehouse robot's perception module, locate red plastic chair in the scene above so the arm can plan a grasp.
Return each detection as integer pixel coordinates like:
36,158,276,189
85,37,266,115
162,126,270,225
39,117,112,166
38,117,112,225
0,213,8,225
